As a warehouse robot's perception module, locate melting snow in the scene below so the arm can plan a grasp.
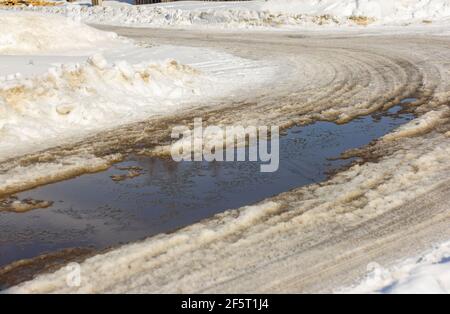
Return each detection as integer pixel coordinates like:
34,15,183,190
0,11,277,162
263,0,450,22
4,0,450,29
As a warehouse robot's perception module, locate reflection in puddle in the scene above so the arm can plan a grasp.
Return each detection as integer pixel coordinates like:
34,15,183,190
0,106,415,268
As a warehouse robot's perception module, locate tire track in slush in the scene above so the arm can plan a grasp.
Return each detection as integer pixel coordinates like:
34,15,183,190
0,32,434,193
2,29,450,293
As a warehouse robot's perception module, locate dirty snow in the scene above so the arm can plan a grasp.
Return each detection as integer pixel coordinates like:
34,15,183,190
7,106,450,292
1,2,450,294
4,0,450,29
0,11,277,162
344,241,450,294
0,56,205,159
0,154,122,197
383,108,449,141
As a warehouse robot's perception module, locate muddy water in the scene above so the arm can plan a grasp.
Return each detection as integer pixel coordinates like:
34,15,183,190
0,105,415,269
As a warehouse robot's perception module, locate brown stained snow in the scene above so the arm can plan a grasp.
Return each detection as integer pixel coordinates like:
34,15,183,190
2,5,375,28
0,58,199,114
0,154,122,198
348,16,375,26
0,247,95,290
1,31,450,197
2,29,450,293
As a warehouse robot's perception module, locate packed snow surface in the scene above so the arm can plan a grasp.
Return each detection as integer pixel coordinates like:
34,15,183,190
345,241,450,294
0,11,277,161
4,0,450,29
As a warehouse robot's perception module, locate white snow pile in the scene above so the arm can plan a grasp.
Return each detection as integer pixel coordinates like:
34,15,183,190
4,0,450,29
0,53,207,160
0,11,119,55
3,2,321,29
345,241,450,294
263,0,450,22
0,11,278,161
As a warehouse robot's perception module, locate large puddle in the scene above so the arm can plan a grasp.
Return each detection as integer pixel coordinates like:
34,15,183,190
0,104,415,271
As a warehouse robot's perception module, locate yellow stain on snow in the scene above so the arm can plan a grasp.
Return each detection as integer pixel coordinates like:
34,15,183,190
0,0,61,6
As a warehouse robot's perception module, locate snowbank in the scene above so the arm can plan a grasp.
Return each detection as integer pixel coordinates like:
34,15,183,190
2,2,324,29
345,241,450,294
263,0,450,21
0,11,118,54
4,0,450,29
0,154,122,197
0,11,277,161
0,54,208,160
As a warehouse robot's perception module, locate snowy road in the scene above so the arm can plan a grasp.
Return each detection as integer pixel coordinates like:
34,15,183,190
2,26,449,197
4,26,450,293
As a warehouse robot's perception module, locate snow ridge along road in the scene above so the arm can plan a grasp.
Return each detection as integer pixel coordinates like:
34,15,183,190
5,0,450,28
5,26,450,293
0,12,279,171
